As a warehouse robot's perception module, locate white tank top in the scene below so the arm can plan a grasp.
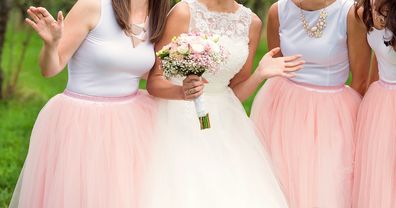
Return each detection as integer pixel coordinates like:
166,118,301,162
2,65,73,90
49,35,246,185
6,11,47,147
367,29,396,83
278,0,353,86
66,0,155,97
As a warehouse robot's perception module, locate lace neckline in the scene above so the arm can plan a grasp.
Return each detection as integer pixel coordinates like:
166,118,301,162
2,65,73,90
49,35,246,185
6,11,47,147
194,0,244,16
186,0,252,41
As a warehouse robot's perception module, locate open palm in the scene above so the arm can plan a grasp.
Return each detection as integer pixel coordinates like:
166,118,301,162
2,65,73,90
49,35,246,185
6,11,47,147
257,47,305,79
26,7,64,45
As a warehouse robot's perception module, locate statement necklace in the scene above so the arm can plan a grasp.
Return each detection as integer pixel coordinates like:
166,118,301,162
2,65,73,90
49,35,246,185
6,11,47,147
126,16,148,47
299,0,328,38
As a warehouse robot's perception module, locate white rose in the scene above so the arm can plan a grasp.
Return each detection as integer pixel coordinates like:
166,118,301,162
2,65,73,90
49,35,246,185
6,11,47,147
177,44,190,55
208,41,220,54
211,34,221,43
191,43,205,54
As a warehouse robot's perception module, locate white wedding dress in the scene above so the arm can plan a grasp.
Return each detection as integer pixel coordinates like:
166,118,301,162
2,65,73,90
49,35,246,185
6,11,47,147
139,0,289,207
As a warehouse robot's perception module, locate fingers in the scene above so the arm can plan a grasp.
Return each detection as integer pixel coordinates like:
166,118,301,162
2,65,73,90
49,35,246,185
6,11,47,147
37,7,51,18
182,75,207,100
182,80,205,100
25,18,39,31
184,86,204,100
185,75,201,82
284,54,302,62
285,65,304,72
27,8,40,23
285,60,305,69
266,47,281,57
57,11,64,26
184,80,204,89
37,7,57,25
183,75,203,85
280,72,296,78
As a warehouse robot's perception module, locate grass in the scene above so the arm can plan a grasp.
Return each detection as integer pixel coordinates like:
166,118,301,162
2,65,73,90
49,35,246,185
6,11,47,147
0,28,68,207
0,25,268,206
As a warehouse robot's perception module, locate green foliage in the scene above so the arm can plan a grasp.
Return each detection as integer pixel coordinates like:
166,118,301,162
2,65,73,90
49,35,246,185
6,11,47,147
0,27,67,207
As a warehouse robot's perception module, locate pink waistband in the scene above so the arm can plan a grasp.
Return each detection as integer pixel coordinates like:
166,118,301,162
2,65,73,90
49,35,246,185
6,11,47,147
378,80,396,90
63,90,138,102
287,79,345,93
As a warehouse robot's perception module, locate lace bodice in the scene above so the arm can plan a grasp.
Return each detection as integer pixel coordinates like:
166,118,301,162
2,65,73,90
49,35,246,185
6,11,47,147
172,0,253,93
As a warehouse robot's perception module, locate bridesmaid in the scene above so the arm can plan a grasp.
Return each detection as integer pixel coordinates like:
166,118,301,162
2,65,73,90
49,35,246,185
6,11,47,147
9,0,169,207
353,0,396,207
251,0,371,207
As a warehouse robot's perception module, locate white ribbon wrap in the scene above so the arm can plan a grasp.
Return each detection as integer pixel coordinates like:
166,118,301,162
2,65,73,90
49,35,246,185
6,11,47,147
193,94,207,117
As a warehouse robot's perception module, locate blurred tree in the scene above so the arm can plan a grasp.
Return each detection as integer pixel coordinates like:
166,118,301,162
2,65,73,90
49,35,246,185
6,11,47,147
0,0,74,99
0,0,11,99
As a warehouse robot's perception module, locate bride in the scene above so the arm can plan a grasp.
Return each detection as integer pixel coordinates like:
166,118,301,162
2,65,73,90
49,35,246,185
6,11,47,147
140,0,304,207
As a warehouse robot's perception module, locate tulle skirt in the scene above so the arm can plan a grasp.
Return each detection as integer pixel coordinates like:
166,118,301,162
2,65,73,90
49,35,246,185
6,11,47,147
9,90,157,208
251,77,361,208
139,88,288,208
352,80,396,208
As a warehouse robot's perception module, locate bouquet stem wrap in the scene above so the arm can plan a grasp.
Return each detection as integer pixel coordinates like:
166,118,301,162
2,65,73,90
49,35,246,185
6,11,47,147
156,32,228,130
193,94,210,130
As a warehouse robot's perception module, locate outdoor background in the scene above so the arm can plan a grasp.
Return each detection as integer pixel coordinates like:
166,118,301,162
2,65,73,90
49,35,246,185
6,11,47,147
0,0,276,206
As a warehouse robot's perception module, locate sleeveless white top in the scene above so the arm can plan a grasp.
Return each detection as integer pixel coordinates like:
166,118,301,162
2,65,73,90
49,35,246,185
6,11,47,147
278,0,354,86
66,0,155,97
176,0,252,93
367,29,396,83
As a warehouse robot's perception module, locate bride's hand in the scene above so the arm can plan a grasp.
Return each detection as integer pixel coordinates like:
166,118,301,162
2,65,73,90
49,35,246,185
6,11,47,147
182,75,208,100
255,47,305,80
25,6,64,47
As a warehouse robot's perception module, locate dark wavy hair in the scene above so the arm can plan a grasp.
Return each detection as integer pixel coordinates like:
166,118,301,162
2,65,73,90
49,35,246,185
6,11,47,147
112,0,170,43
356,0,396,49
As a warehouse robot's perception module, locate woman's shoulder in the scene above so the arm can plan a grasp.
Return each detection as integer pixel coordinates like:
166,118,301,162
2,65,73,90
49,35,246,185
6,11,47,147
168,1,191,21
250,12,262,32
74,0,101,14
268,2,279,20
70,0,102,30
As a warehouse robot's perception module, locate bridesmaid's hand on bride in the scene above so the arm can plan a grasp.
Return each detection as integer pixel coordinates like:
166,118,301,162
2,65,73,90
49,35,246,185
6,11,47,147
182,75,208,100
255,47,305,80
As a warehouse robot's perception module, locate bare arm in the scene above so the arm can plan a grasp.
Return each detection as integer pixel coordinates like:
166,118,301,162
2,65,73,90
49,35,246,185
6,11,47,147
228,15,263,101
348,7,371,95
368,53,379,86
146,3,205,100
267,3,282,57
26,0,100,77
230,11,303,101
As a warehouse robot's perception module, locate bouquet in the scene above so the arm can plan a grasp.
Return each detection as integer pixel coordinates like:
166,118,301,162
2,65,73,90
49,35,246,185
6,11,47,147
156,32,228,130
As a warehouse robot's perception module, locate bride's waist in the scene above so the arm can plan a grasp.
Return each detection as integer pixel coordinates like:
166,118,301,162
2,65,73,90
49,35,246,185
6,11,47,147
204,85,232,94
157,88,237,105
169,79,232,94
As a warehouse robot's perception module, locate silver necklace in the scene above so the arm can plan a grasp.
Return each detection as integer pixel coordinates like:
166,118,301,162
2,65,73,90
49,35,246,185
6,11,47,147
299,0,328,38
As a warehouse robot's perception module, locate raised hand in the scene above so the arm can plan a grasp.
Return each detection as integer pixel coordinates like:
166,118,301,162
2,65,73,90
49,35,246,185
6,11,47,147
182,75,208,100
256,47,305,79
25,7,64,46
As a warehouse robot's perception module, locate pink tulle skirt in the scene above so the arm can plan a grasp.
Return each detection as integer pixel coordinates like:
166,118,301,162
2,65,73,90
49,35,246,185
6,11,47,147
353,80,396,208
251,77,362,208
9,90,157,208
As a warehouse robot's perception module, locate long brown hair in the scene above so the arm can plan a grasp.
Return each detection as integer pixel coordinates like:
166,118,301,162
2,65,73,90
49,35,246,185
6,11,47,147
356,0,396,49
379,0,396,48
111,0,170,43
